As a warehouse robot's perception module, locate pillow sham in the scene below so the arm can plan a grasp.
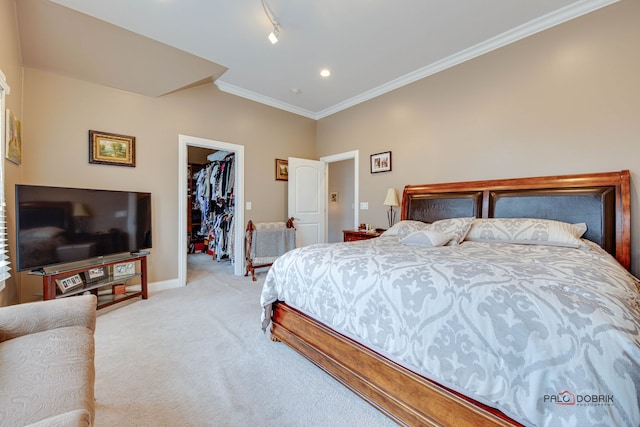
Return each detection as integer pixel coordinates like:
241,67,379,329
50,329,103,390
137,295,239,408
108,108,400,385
401,230,451,247
465,218,588,248
382,220,427,236
424,217,475,245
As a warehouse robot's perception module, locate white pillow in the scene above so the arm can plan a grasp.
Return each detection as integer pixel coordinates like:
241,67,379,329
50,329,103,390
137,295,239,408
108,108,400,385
382,220,427,236
424,217,475,245
465,218,588,248
401,230,451,247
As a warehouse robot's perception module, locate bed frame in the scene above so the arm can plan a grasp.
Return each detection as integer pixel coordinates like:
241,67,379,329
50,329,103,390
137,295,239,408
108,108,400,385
269,170,631,426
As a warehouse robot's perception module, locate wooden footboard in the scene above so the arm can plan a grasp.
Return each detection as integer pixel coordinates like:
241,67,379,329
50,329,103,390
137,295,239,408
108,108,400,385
271,302,520,427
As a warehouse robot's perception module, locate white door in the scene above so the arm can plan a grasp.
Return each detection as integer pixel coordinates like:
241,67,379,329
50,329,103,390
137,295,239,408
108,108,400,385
288,157,325,247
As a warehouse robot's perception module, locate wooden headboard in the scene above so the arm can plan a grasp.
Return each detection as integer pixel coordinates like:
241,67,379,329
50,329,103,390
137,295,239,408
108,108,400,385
401,170,631,269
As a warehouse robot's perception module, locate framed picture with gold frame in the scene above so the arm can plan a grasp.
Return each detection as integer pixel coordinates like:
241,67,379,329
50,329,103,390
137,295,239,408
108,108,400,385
275,159,288,181
89,130,136,167
5,109,22,165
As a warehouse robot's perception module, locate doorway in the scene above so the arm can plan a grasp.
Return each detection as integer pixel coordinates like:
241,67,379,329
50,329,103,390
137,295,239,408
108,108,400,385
178,135,245,286
320,150,359,242
327,159,355,243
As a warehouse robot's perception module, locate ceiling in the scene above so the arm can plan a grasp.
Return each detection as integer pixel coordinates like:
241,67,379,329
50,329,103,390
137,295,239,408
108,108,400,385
16,0,618,119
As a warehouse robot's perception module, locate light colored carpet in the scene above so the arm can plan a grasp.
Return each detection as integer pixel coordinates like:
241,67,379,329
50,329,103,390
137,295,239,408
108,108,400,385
94,254,397,426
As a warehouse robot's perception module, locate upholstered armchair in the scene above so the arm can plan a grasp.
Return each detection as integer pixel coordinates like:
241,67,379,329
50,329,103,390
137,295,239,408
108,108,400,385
0,295,97,426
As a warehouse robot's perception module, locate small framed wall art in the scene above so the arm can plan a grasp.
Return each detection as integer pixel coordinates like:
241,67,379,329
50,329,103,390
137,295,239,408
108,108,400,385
275,159,288,181
89,130,136,167
5,109,22,165
55,273,84,294
370,151,392,174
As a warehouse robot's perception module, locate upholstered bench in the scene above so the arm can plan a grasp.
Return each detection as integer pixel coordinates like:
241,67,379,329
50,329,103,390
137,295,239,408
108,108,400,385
0,295,96,426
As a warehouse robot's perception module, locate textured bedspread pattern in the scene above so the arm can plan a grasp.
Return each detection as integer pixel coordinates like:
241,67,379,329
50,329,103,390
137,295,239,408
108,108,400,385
261,237,640,426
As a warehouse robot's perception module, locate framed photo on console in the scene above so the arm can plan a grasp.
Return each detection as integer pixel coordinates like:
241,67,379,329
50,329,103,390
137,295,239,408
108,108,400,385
113,262,136,278
82,267,107,283
55,273,84,294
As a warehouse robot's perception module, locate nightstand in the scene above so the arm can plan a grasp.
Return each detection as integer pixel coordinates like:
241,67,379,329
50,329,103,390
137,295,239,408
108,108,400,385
343,229,383,242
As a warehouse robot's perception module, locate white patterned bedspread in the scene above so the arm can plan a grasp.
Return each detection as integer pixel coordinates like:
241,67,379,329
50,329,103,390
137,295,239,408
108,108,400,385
261,236,640,426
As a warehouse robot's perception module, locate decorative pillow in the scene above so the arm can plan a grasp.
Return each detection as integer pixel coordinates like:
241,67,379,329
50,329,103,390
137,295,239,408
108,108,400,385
465,218,588,248
424,217,475,245
401,230,451,247
382,220,427,236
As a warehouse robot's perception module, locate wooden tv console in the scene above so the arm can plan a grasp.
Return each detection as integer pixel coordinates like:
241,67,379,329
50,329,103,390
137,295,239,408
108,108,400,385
32,253,148,310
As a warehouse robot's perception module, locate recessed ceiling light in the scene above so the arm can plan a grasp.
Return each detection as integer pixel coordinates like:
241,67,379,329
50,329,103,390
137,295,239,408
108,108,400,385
320,69,331,77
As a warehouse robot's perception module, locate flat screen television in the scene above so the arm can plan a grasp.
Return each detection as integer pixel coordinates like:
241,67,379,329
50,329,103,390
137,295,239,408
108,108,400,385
15,184,152,272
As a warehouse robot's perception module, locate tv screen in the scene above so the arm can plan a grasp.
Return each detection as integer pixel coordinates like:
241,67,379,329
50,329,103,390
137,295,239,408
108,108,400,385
15,185,152,272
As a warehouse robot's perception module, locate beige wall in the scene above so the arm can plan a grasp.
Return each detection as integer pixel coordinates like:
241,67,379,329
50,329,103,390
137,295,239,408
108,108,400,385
317,0,640,274
0,0,24,306
16,69,315,302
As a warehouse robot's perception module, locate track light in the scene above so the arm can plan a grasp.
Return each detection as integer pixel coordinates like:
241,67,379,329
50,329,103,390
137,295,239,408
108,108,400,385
268,26,279,44
262,0,280,44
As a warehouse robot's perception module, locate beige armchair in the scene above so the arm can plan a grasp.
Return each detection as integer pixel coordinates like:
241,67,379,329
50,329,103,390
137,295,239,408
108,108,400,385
0,295,97,426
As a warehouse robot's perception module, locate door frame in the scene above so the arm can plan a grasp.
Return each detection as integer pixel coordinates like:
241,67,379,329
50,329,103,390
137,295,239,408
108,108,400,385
320,150,359,238
178,134,245,286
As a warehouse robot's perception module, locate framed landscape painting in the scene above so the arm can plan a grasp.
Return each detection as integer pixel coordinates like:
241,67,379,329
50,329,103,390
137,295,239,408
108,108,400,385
89,130,136,167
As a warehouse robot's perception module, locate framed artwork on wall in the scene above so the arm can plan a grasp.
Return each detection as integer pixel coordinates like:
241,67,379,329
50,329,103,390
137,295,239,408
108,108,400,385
370,151,392,173
89,130,136,167
5,109,22,165
275,158,288,181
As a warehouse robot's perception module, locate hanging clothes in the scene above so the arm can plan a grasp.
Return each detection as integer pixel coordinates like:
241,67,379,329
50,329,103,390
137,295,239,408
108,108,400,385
192,152,236,262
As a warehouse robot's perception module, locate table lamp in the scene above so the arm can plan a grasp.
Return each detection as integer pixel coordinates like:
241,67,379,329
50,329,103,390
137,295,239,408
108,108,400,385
383,188,399,228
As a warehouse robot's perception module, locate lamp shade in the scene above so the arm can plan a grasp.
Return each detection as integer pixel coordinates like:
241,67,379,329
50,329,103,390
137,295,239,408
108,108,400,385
73,203,90,217
383,188,399,207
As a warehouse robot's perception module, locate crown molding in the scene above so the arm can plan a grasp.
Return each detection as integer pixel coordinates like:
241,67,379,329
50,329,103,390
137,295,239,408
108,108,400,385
215,81,317,119
220,0,619,121
316,0,619,119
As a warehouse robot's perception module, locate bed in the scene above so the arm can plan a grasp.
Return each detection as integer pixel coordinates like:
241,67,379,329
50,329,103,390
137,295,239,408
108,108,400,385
260,170,639,426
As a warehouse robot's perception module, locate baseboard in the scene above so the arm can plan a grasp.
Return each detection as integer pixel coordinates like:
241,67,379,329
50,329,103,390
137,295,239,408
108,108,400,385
148,279,180,294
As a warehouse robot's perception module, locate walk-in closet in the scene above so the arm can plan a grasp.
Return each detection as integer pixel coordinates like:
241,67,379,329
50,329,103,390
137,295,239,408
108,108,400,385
187,146,236,268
